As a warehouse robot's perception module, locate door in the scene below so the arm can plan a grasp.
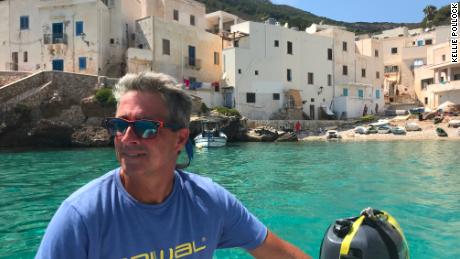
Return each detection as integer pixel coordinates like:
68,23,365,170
52,59,64,71
310,105,315,120
52,22,64,43
188,45,196,66
11,52,18,71
223,88,234,108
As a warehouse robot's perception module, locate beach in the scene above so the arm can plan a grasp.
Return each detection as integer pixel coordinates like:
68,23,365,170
301,116,460,141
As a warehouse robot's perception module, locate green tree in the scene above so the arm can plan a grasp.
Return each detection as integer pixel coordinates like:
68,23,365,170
423,5,437,28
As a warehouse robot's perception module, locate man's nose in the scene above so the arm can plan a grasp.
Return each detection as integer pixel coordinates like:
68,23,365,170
121,125,140,144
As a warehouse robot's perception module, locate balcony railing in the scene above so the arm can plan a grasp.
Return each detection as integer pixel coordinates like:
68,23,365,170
184,57,201,70
43,33,68,44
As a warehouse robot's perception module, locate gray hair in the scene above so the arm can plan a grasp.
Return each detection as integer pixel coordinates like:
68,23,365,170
113,72,192,128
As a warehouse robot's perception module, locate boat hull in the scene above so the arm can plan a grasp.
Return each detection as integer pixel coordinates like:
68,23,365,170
194,136,227,148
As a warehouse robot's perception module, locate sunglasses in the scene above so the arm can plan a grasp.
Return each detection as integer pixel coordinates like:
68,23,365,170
102,117,180,139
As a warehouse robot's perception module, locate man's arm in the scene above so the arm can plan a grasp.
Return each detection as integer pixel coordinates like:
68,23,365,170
249,230,312,259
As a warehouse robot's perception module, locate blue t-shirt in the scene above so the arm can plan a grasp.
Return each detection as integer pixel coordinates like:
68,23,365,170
36,168,267,259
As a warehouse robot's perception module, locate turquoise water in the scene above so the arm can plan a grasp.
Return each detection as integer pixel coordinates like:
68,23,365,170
0,141,459,258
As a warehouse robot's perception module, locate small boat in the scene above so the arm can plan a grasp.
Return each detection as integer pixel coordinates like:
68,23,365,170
405,122,422,131
433,116,444,124
436,127,448,137
391,126,406,135
194,120,227,148
367,126,378,134
326,130,341,139
377,125,391,134
354,126,368,135
448,120,460,128
370,119,390,127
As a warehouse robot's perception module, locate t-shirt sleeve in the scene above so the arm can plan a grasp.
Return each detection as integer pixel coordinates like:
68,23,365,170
216,185,268,250
35,201,89,259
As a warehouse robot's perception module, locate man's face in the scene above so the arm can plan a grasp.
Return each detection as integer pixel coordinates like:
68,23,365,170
114,90,188,178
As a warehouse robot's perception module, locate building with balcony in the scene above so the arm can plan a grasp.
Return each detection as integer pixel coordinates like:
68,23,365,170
414,42,460,108
0,0,144,76
127,0,235,108
310,24,384,119
371,26,450,104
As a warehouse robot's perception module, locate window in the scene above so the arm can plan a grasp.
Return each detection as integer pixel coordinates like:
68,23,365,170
255,70,258,75
307,72,314,84
384,65,399,73
361,68,366,78
188,45,196,66
20,16,29,30
76,21,84,36
425,97,428,104
421,78,434,90
374,50,379,57
274,40,279,47
417,40,424,46
287,69,292,81
310,98,315,102
173,9,179,21
425,39,433,45
376,71,380,79
190,15,195,26
342,41,347,51
358,89,364,98
110,38,115,44
162,39,170,55
376,90,380,99
287,41,292,54
343,88,348,96
273,93,280,100
78,57,87,70
327,74,332,86
23,51,28,62
213,51,219,65
442,54,446,61
246,92,255,103
342,65,348,75
238,69,241,74
391,47,398,54
327,48,333,60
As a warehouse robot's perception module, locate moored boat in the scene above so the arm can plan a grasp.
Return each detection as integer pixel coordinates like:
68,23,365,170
326,130,341,139
436,127,448,137
391,126,406,135
194,120,227,148
377,125,391,134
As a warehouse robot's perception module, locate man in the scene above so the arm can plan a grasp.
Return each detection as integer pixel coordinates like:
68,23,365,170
36,72,311,259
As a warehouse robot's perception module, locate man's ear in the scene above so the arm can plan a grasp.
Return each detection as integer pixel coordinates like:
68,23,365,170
175,128,190,152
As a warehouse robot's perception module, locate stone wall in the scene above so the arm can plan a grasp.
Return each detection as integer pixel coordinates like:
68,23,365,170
0,71,31,87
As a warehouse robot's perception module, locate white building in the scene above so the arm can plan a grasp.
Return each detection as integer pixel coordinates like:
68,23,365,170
126,1,243,108
414,42,460,108
372,26,450,104
0,0,145,76
311,24,385,118
222,21,334,120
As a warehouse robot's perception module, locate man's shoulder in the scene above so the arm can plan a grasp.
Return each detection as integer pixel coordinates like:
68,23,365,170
64,168,119,209
176,170,230,201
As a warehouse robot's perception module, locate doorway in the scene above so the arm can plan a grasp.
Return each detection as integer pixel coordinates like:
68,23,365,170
11,52,18,71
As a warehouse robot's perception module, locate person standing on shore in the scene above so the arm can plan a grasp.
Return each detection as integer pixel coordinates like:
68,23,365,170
36,72,311,259
295,121,302,135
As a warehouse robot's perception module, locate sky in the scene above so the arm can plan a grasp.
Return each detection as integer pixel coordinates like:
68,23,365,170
269,0,455,23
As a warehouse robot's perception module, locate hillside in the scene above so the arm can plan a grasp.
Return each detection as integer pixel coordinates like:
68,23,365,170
197,0,429,34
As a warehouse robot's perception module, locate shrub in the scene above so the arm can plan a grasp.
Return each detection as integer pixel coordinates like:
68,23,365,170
360,115,376,122
95,88,116,106
214,106,241,117
200,102,209,114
